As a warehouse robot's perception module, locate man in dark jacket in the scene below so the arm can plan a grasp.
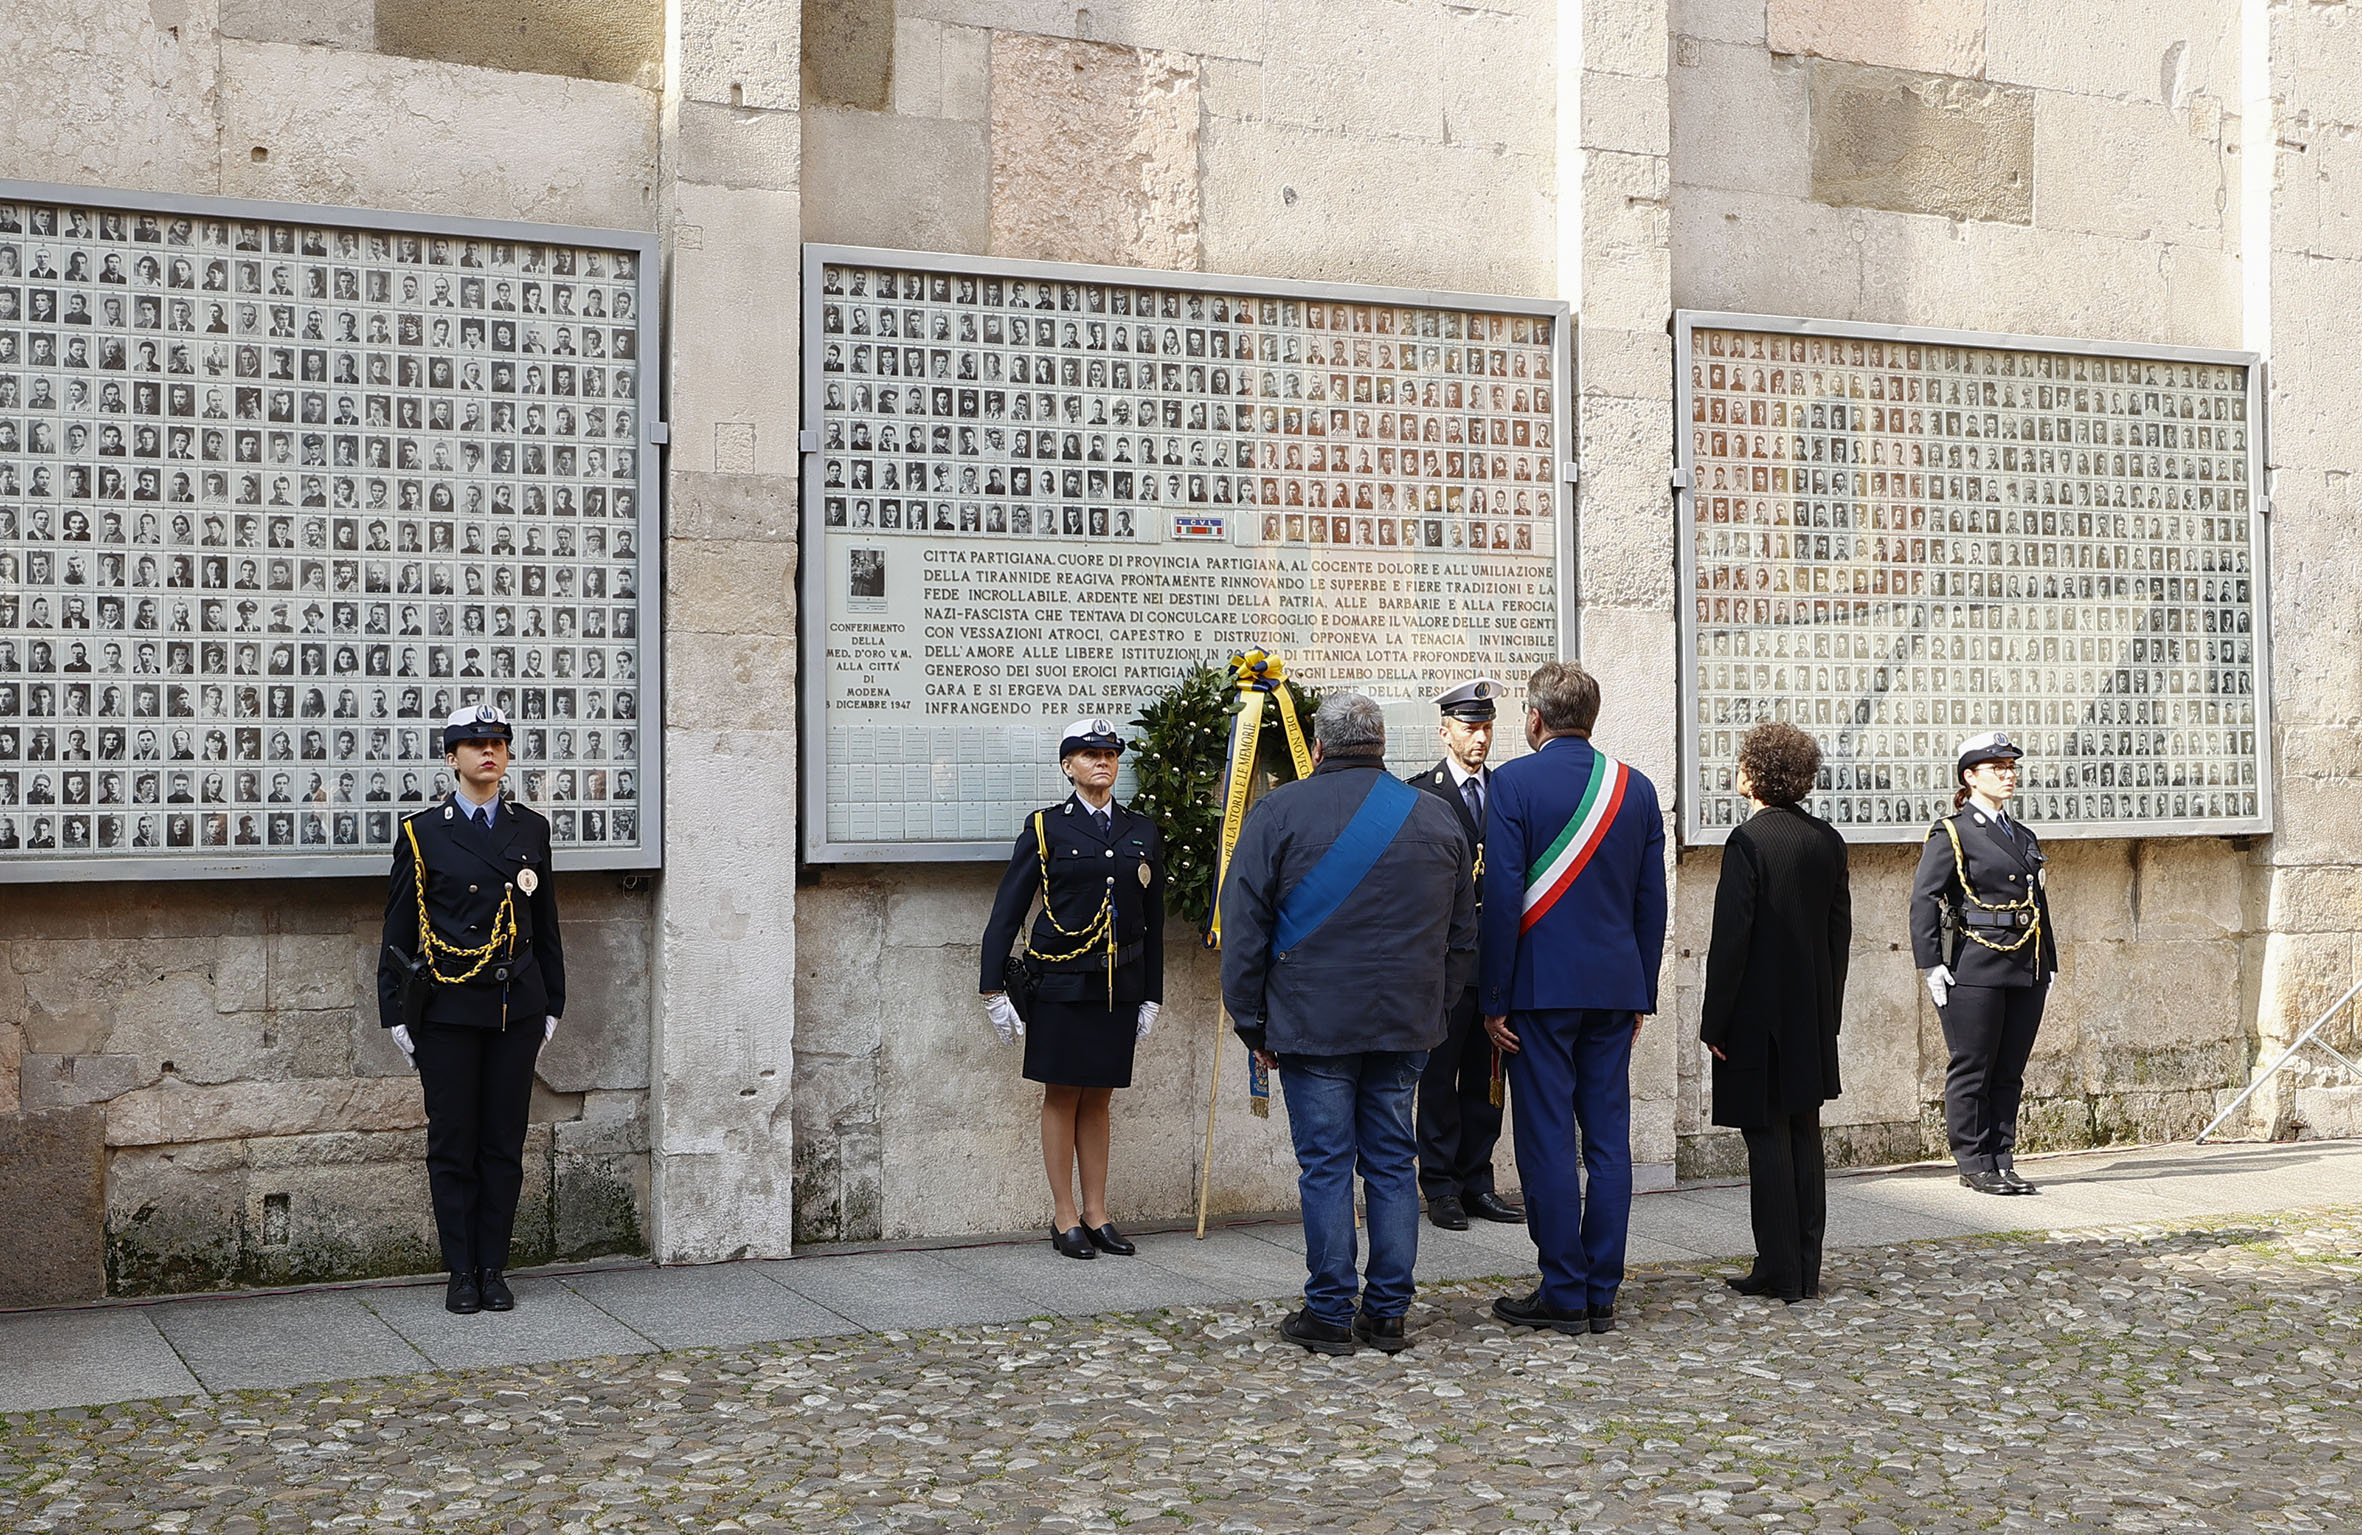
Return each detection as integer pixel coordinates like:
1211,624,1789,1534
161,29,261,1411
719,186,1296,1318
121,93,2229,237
1220,692,1477,1355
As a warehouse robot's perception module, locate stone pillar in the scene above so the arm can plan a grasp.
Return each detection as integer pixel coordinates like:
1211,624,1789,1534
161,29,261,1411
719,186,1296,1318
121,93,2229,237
647,0,806,1260
1562,0,1680,1188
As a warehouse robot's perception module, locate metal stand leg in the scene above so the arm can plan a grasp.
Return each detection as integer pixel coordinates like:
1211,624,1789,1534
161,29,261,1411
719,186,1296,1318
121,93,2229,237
2196,979,2362,1144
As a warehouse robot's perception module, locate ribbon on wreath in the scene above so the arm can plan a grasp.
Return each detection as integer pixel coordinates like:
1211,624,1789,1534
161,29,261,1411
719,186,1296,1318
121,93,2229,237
1207,649,1313,1121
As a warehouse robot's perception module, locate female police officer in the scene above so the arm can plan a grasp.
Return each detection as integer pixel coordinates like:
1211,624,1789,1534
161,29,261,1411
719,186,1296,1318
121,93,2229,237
1910,731,2056,1196
377,704,565,1312
979,718,1166,1259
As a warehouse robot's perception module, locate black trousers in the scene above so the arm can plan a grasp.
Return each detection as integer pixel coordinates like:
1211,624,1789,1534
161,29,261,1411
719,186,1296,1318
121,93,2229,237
412,1018,544,1274
1740,1107,1825,1297
1416,986,1502,1201
1939,983,2047,1172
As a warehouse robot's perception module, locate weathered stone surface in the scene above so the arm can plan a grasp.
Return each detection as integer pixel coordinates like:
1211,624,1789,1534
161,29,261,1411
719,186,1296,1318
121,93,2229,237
1809,61,2033,223
1770,0,1984,77
1675,0,1769,46
680,0,799,109
668,181,803,477
0,0,219,193
1581,66,1673,160
794,881,887,1058
19,1053,154,1110
800,0,892,110
803,109,989,251
2134,840,2250,941
108,1077,427,1148
375,0,661,87
2034,91,2229,247
538,921,653,1093
222,0,372,50
219,39,661,229
1985,0,2239,103
0,1019,19,1116
989,33,1202,270
1672,42,1811,198
0,1106,105,1306
675,100,802,192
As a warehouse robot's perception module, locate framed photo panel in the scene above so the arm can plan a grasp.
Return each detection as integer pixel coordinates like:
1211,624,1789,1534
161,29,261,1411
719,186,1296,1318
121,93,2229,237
0,180,663,880
1675,311,2270,846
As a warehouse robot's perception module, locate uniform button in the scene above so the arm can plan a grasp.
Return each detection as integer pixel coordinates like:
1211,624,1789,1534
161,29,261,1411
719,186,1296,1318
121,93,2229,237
1104,849,1114,858
469,883,479,892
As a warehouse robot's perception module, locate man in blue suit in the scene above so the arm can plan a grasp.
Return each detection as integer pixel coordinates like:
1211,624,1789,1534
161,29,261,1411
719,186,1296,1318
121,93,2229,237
1480,660,1667,1335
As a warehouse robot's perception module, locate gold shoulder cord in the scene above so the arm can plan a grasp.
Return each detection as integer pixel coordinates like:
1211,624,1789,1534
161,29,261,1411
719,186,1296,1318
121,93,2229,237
1939,817,2041,955
404,818,518,985
1021,809,1118,1006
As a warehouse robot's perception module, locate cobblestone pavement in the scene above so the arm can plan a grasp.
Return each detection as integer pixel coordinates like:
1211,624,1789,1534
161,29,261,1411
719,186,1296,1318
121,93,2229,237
4,1208,2359,1534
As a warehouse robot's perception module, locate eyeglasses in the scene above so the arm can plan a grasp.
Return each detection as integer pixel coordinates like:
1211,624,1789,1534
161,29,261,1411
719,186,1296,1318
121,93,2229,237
1971,762,2020,775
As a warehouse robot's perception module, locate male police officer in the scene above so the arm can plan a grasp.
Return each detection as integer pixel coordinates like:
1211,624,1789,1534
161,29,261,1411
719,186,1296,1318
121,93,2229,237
1407,679,1522,1229
377,704,565,1314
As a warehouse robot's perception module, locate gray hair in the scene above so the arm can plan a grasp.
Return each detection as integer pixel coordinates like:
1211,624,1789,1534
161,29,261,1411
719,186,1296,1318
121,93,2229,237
1314,692,1387,757
1526,660,1601,734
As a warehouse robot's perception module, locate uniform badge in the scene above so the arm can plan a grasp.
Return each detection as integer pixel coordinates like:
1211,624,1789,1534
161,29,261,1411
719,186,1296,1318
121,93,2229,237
517,868,539,895
1136,861,1151,887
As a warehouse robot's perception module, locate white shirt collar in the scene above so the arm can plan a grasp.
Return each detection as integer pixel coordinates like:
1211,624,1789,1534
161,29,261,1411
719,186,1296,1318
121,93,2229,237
1444,758,1485,789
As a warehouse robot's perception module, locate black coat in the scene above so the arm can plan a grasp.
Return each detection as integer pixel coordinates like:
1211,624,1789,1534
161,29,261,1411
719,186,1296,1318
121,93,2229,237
376,794,565,1031
1219,758,1476,1056
979,795,1165,1006
1909,802,2058,988
1407,758,1487,995
1700,804,1850,1129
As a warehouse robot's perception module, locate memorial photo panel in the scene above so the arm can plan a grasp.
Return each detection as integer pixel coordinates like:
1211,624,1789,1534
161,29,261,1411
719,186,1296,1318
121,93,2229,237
805,248,1572,859
0,183,659,876
1676,314,2269,845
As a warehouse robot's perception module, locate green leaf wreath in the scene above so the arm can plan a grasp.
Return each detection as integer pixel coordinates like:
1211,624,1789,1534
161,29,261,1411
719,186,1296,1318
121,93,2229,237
1127,663,1322,931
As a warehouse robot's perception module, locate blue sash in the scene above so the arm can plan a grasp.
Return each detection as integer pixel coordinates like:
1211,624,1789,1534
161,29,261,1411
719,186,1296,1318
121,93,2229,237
1273,773,1420,952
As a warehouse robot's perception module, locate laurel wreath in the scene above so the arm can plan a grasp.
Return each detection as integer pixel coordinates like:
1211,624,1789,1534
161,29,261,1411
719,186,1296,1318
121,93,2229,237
1125,663,1322,931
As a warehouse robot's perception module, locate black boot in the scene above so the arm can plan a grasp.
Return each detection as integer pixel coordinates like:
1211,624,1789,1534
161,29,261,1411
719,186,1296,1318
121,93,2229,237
444,1271,482,1315
478,1269,515,1312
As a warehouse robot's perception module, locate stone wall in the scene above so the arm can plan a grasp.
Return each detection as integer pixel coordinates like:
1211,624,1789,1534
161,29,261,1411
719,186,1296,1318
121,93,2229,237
790,0,1563,1243
1664,0,2269,1177
0,0,663,1305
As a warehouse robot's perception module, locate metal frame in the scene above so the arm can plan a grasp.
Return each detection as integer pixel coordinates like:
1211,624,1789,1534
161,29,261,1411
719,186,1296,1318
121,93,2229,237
1671,309,2274,848
799,243,1576,864
0,177,666,882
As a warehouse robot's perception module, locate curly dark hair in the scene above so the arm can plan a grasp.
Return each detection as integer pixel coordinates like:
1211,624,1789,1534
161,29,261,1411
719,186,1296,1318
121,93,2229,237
1737,720,1823,807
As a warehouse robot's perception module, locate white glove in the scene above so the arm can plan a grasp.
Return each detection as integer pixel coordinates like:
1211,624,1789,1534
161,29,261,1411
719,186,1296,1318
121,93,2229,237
1923,965,1955,1008
985,993,1024,1043
390,1024,415,1058
1136,1001,1160,1041
544,1015,558,1041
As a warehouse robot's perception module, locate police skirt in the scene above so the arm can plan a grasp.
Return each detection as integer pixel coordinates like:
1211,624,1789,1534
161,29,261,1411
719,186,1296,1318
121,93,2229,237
1024,999,1136,1089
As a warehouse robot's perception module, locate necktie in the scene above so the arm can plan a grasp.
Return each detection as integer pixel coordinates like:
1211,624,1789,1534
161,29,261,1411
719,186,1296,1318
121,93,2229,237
1095,808,1111,836
1993,811,2012,840
1461,775,1483,824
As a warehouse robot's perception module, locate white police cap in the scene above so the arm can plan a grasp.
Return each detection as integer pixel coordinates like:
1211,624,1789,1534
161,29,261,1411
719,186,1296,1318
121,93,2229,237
1435,678,1505,721
1058,717,1125,758
442,702,514,752
1954,730,2023,777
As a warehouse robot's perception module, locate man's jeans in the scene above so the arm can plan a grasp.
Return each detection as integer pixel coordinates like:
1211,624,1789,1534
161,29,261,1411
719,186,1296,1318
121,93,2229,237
1276,1049,1429,1326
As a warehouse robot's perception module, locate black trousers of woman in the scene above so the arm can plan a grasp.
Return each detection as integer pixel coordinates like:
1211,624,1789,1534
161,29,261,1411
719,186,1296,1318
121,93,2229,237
1741,1106,1825,1299
1939,983,2047,1173
413,1018,545,1273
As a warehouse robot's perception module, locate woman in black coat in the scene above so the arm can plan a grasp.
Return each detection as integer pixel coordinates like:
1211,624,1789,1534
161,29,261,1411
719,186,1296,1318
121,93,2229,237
1701,721,1851,1304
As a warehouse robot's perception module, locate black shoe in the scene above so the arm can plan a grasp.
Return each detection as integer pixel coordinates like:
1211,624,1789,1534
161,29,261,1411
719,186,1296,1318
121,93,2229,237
444,1272,482,1315
1084,1222,1135,1256
478,1269,514,1312
1724,1271,1780,1295
1998,1167,2037,1194
1280,1307,1356,1355
1426,1196,1469,1231
1050,1225,1098,1259
1467,1192,1526,1224
1491,1289,1589,1336
1352,1312,1411,1353
1588,1303,1618,1333
1959,1170,2013,1195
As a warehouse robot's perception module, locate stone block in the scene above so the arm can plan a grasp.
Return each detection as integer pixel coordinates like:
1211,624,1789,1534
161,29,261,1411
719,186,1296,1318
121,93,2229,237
222,0,372,50
214,935,270,1014
0,0,219,193
1673,42,1810,198
2291,1085,2362,1142
667,470,799,544
1809,61,2032,223
889,15,943,116
802,0,892,110
240,1152,444,1287
1955,218,2204,346
1585,0,1674,82
1828,949,1925,1125
988,33,1202,270
1200,56,1264,123
1769,0,1983,77
1199,117,1555,298
1576,150,1675,324
537,921,652,1093
882,863,1003,950
20,1053,154,1110
268,931,359,1011
374,0,661,86
219,40,660,230
105,1140,247,1298
790,1050,882,1243
1433,7,1558,155
940,22,991,121
1675,0,1769,46
2035,837,2136,943
2132,839,2248,941
555,1145,648,1260
2282,123,2362,264
664,632,800,734
679,0,799,109
1577,324,1671,403
2262,766,2362,870
0,1107,105,1306
2254,931,2357,1047
0,1019,18,1115
557,1089,650,1154
675,100,802,193
2256,254,2362,477
801,108,987,252
665,539,797,640
1581,67,1673,160
1569,604,1678,785
1986,0,2239,104
2267,867,2362,936
794,883,887,1058
2032,92,2228,248
107,1076,427,1148
664,182,803,476
1575,398,1680,610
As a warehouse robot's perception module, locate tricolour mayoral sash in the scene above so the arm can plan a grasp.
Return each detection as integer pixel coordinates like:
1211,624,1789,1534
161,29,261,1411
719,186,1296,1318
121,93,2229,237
1519,750,1629,934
